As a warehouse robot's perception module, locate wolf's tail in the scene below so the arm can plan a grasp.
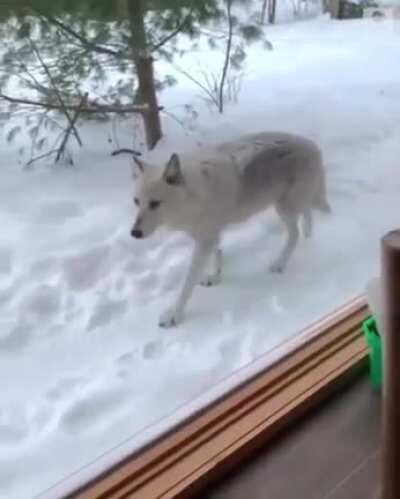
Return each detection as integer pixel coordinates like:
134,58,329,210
313,196,331,213
313,170,332,213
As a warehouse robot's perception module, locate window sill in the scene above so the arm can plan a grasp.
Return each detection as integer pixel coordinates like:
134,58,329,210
55,296,369,499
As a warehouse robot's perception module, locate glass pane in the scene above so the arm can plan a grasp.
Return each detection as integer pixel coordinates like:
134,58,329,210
0,0,398,496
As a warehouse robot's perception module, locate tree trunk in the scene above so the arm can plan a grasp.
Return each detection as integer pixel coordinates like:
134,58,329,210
218,0,233,114
330,0,341,19
268,0,277,24
322,0,339,17
135,56,162,150
260,0,268,24
126,0,162,150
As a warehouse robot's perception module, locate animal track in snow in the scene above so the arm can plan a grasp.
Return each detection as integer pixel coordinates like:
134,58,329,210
34,200,82,224
132,270,159,293
87,296,128,331
0,403,53,447
115,350,140,378
116,351,136,365
142,340,165,360
0,461,16,490
0,321,32,352
46,376,87,402
0,425,28,445
0,280,18,307
63,295,84,323
114,276,127,292
63,244,111,291
60,388,127,433
30,256,58,278
124,258,142,275
28,403,54,434
21,284,61,320
0,247,13,275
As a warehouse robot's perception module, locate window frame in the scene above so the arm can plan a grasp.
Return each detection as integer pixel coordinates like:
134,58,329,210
42,295,369,499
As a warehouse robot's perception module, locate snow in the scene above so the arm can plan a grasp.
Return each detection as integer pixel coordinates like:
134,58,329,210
1,14,400,499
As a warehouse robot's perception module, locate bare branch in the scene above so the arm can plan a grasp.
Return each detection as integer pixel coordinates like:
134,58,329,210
0,93,155,114
111,148,142,157
56,92,88,162
161,109,187,128
29,109,48,159
25,149,59,168
171,64,219,108
15,55,44,92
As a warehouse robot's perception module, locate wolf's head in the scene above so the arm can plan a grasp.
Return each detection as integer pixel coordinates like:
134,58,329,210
131,153,186,239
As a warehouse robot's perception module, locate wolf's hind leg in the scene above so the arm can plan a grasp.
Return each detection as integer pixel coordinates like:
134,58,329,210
302,208,313,238
269,206,299,273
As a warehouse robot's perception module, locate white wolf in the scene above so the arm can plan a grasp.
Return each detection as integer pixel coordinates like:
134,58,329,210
130,132,330,328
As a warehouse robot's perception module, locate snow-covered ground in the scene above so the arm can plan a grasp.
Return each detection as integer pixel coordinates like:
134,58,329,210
1,13,400,499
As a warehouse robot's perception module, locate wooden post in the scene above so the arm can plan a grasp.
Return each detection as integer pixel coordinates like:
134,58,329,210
381,230,400,499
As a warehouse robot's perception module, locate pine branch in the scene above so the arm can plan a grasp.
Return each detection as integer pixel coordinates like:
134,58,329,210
151,6,195,52
31,42,82,146
37,13,128,59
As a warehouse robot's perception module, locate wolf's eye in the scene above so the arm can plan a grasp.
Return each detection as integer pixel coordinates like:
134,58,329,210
134,197,140,206
149,200,161,210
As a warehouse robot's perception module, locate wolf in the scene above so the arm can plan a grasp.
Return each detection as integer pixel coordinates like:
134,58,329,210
130,132,330,328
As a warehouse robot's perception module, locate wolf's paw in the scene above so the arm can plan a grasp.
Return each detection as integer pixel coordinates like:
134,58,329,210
159,307,182,328
269,260,286,273
200,274,221,287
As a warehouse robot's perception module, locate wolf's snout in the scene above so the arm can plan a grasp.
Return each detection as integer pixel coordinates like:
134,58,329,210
131,228,143,239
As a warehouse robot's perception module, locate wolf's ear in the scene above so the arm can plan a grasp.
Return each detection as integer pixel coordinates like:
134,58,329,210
163,153,184,186
132,156,144,179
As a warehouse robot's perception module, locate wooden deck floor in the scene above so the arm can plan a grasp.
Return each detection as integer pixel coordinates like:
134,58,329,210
202,376,381,499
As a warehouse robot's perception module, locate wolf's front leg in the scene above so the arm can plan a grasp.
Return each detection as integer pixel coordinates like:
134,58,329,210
200,248,222,287
159,239,216,328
